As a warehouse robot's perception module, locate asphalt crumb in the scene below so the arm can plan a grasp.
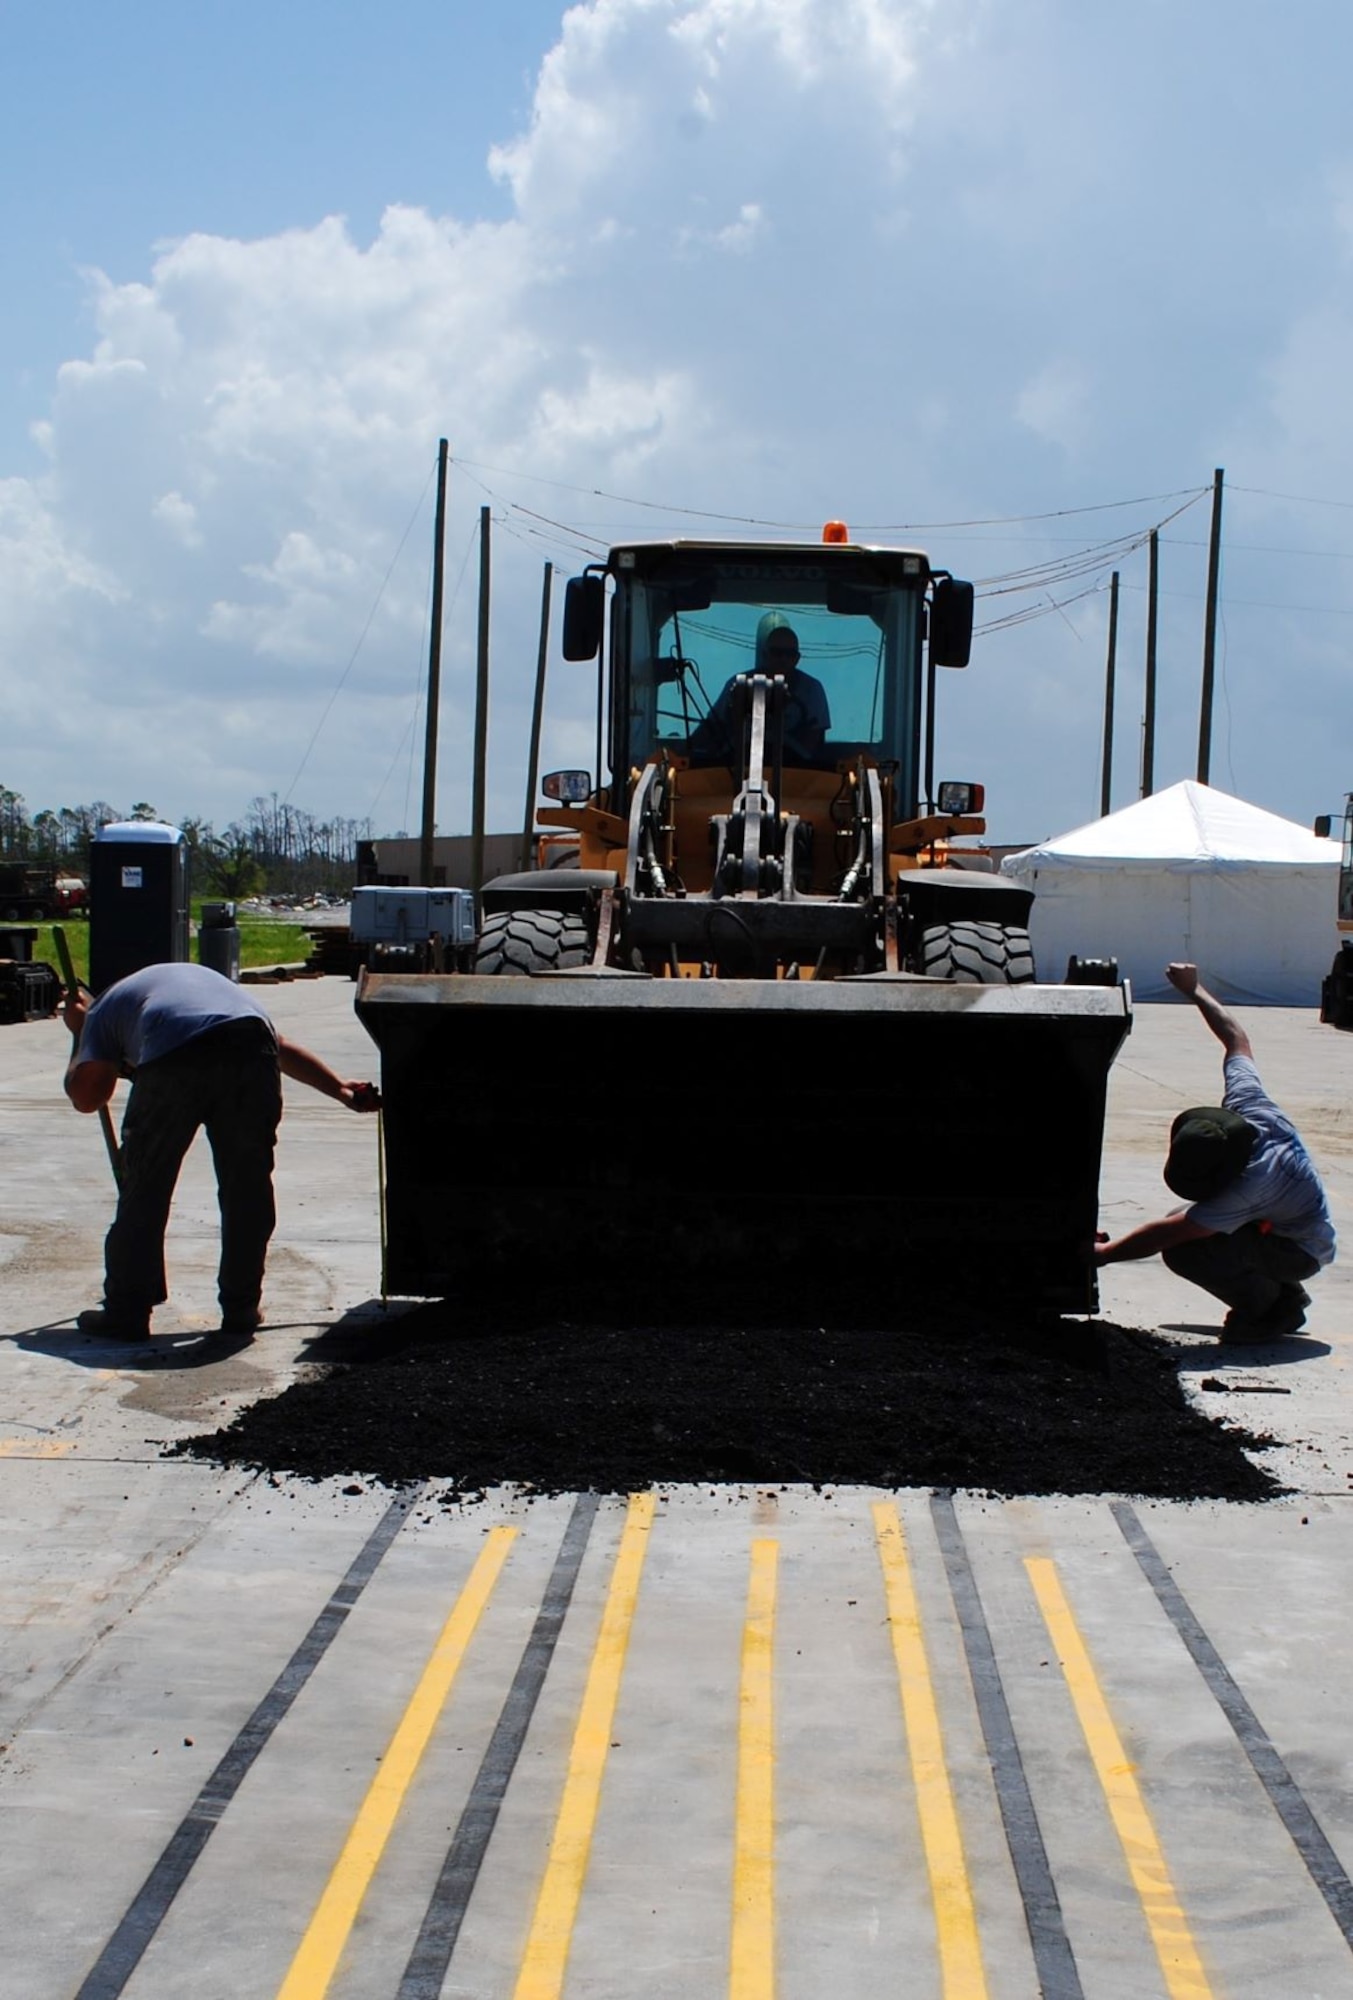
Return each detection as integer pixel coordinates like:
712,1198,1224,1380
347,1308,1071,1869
169,1288,1282,1503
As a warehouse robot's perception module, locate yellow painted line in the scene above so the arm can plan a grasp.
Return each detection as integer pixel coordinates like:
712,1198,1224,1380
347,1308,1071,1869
514,1491,656,2000
1026,1557,1215,2000
730,1537,778,2000
275,1525,517,2000
0,1438,73,1457
873,1502,988,2000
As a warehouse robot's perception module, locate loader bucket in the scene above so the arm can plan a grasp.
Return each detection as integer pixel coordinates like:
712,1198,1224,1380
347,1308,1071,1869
357,971,1132,1317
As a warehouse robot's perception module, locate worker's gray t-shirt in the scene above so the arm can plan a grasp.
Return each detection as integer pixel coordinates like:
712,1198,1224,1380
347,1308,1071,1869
1187,1053,1336,1266
77,964,275,1072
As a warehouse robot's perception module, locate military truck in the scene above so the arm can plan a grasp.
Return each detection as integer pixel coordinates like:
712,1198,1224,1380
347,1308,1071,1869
358,523,1132,1314
0,865,87,922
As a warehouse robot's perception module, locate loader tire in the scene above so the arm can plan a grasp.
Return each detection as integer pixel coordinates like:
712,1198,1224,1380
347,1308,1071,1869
919,920,1036,984
474,907,591,975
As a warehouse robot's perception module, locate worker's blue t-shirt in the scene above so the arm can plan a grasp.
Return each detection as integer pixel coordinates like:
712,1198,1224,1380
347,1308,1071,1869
77,964,274,1072
1187,1053,1336,1266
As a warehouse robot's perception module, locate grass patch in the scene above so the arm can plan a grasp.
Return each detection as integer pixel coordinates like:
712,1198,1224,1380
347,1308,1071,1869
32,910,316,983
234,919,313,968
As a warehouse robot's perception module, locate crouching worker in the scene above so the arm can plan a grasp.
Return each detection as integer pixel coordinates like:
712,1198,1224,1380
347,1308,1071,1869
63,961,381,1342
1093,962,1335,1344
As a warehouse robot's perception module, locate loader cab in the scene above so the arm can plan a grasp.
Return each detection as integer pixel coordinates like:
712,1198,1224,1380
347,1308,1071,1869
623,546,926,797
568,539,964,817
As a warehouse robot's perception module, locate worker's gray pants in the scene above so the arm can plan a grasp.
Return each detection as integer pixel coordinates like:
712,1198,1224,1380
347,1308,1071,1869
1162,1222,1319,1321
104,1019,282,1319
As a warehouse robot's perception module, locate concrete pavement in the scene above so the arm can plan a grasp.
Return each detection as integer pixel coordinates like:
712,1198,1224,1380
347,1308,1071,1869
3,977,1353,1997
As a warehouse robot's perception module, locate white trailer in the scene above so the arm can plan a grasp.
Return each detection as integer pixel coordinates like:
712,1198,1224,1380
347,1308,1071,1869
348,886,476,974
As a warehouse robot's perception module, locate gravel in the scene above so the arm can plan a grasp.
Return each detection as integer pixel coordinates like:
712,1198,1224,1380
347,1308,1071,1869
171,1287,1281,1503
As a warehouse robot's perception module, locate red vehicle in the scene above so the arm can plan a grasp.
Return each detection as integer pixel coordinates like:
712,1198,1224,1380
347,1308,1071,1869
0,866,88,921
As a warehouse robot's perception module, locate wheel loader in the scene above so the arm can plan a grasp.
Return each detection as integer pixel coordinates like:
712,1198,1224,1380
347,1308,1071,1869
357,524,1132,1314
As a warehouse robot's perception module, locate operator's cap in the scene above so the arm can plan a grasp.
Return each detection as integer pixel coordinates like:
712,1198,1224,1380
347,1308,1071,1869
756,611,800,663
1164,1106,1256,1201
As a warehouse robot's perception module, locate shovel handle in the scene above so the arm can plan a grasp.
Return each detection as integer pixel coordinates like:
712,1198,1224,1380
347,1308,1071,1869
51,926,123,1189
376,1104,388,1308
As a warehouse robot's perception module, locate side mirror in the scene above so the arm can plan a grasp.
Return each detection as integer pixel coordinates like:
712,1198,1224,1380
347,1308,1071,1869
562,575,605,661
937,781,985,815
1315,814,1333,839
542,770,592,804
930,577,974,668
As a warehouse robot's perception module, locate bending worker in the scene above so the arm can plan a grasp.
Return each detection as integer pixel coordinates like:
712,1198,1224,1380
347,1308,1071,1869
1094,962,1335,1343
63,960,380,1343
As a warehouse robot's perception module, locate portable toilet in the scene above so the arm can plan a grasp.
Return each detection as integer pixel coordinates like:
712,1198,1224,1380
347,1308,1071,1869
89,822,190,993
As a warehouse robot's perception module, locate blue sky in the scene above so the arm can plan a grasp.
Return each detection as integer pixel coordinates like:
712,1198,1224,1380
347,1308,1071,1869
0,1,549,458
4,0,1353,850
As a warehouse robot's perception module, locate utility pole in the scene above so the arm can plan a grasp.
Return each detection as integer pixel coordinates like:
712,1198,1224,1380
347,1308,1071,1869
418,438,449,887
1141,528,1158,798
522,562,554,871
1196,466,1224,785
1100,571,1119,819
470,505,491,899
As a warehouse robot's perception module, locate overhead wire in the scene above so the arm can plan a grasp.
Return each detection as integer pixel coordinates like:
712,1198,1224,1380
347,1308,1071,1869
462,462,1206,645
967,490,1208,639
497,510,608,566
1229,483,1353,511
366,512,481,828
507,501,612,563
271,461,1353,819
281,457,439,807
450,456,1220,676
849,488,1209,533
1164,535,1353,561
452,455,1209,536
457,460,609,564
974,530,1153,596
977,579,1108,636
288,458,1232,811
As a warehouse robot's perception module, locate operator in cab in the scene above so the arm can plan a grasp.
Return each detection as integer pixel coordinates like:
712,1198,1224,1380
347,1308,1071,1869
688,612,831,768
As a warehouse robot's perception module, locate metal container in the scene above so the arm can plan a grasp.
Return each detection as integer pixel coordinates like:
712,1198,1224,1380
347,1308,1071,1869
198,901,241,982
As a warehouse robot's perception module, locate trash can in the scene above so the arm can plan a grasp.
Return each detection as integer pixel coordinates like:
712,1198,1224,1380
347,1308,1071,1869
89,821,190,993
198,902,241,981
0,926,37,963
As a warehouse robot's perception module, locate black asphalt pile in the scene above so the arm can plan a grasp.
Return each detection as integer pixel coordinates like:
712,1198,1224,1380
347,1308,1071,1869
172,1289,1281,1502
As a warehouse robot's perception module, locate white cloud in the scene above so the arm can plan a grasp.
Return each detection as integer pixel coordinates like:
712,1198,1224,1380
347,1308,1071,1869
1,0,957,833
489,0,932,229
677,200,766,254
1014,360,1092,455
0,477,124,609
153,490,202,548
5,0,1353,850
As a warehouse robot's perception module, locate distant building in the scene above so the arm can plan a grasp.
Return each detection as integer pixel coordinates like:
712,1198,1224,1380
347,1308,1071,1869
356,833,528,889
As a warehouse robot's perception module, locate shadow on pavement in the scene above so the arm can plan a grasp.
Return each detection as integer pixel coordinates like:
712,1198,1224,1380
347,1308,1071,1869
1164,1322,1331,1369
11,1317,370,1371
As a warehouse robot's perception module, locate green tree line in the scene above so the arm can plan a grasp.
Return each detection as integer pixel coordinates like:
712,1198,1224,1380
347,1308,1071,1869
0,785,370,900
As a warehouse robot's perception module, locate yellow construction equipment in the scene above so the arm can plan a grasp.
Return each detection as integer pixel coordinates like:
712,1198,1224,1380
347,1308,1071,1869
358,525,1131,1313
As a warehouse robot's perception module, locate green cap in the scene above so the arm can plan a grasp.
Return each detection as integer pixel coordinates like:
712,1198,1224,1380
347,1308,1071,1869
1164,1106,1256,1201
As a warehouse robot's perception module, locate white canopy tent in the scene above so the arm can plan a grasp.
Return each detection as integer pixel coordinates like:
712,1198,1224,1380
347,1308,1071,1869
999,781,1340,1003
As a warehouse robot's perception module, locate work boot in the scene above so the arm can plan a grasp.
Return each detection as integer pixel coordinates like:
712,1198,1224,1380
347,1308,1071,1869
217,1306,264,1339
1221,1286,1311,1345
77,1305,151,1343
